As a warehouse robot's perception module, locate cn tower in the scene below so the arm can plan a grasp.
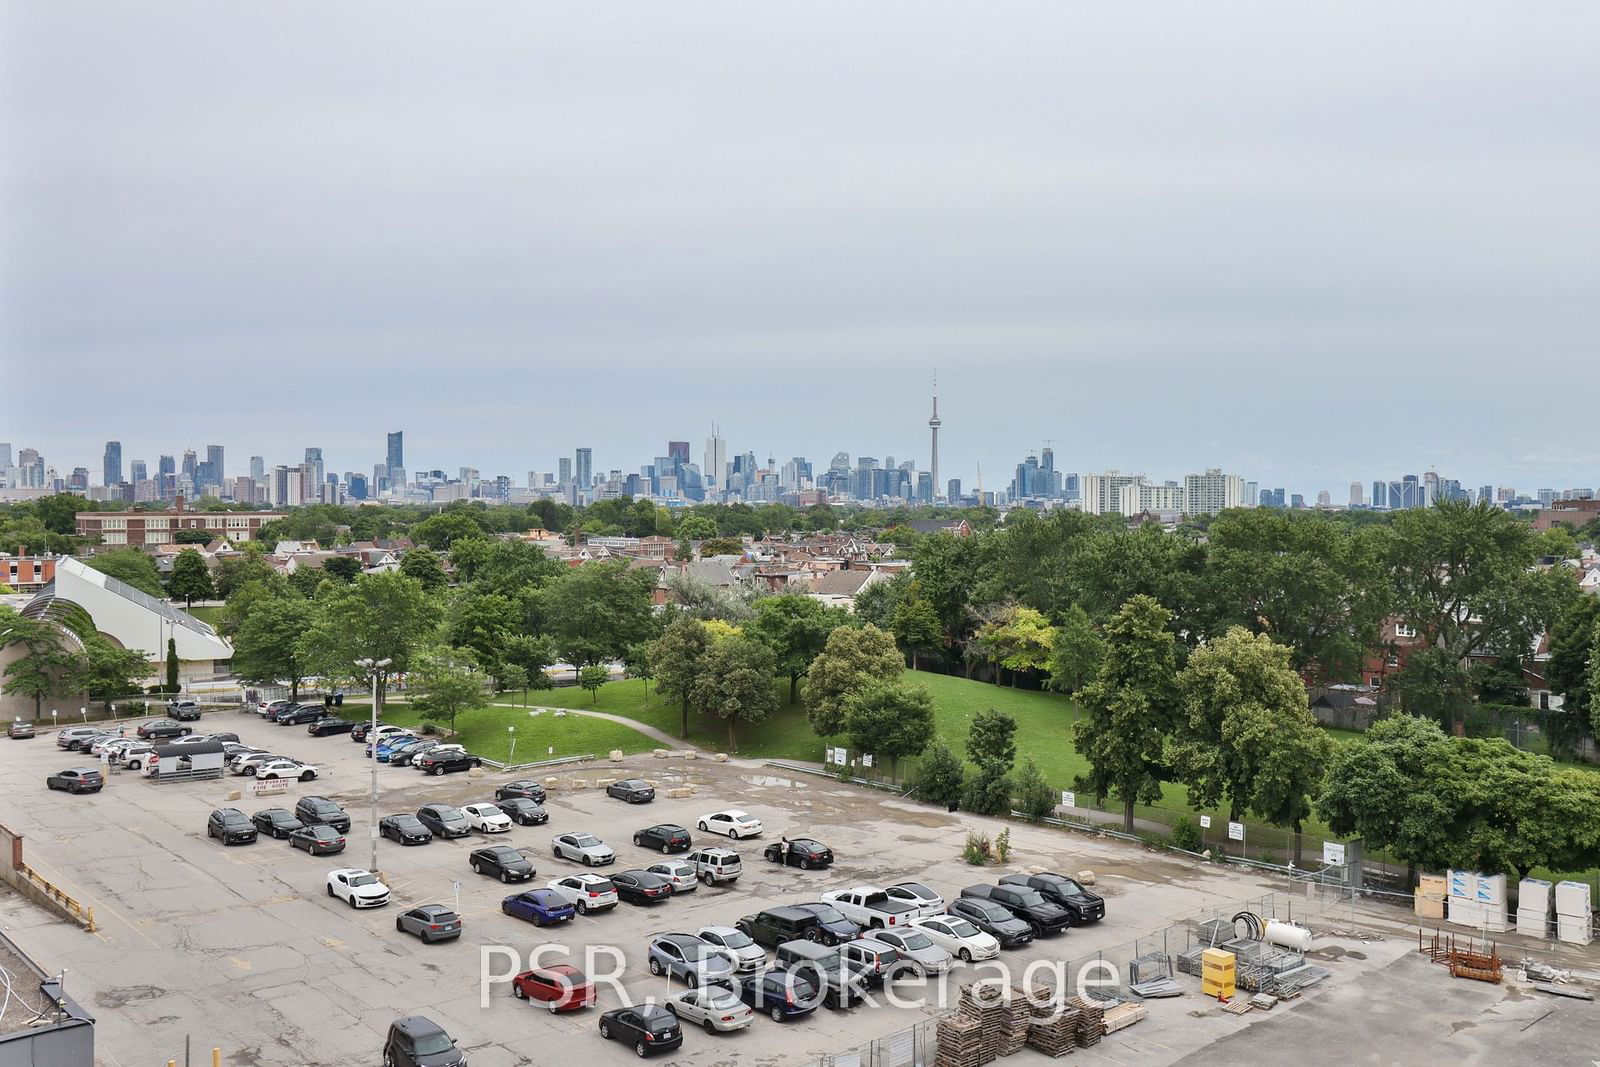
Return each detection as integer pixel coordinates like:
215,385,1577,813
928,373,942,500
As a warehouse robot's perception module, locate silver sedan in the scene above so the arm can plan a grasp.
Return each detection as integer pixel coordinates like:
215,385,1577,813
646,860,698,894
864,930,953,976
666,986,756,1034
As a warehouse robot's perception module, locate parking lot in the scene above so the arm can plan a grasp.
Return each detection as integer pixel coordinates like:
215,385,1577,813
2,712,1593,1067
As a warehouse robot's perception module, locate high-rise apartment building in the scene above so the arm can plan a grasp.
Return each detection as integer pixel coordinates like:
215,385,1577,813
387,431,404,477
1350,482,1365,507
207,445,224,485
1182,469,1245,514
130,460,147,484
1081,471,1146,515
704,430,727,491
574,449,593,490
250,455,265,481
558,457,573,485
304,447,324,492
103,441,122,487
0,444,10,471
181,450,197,481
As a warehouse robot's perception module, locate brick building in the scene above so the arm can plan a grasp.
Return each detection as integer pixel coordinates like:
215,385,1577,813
76,504,284,548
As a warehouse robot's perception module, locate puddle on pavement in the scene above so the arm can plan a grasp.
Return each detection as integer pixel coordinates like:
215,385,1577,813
741,775,795,787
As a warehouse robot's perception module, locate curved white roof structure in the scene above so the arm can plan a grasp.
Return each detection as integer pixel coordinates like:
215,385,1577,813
23,556,232,662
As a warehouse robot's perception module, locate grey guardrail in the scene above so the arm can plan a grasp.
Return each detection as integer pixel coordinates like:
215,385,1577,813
479,753,596,772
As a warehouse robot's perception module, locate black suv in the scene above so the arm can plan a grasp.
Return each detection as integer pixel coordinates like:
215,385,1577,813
946,897,1036,948
959,884,1070,937
207,808,258,845
736,906,824,949
275,704,326,725
632,824,691,853
294,796,351,833
999,872,1105,924
383,1015,466,1067
415,748,481,776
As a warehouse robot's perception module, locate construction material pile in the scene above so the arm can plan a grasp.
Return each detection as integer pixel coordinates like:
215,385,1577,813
1025,1005,1080,1058
1067,995,1106,1047
1102,1001,1148,1034
935,1014,991,1067
956,981,1029,1058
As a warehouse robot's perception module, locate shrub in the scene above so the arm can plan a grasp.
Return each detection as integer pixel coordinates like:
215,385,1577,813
420,723,438,736
120,701,147,717
1169,816,1203,852
916,740,966,809
995,828,1012,864
962,831,993,866
962,767,1014,816
1014,758,1057,820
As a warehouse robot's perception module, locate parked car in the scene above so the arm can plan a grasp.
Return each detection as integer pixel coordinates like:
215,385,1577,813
819,886,916,930
605,778,655,804
289,824,347,855
862,929,952,975
792,902,862,945
275,704,326,725
736,906,826,949
8,721,35,739
294,796,351,833
495,779,547,804
118,742,155,770
597,1004,682,1058
206,808,258,845
379,814,434,845
685,846,742,886
167,699,202,721
383,1015,466,1067
495,797,548,826
501,888,576,926
764,838,833,870
230,751,287,776
258,699,292,719
885,881,946,918
512,964,593,1012
326,868,390,908
251,808,305,840
70,732,114,753
551,832,615,866
307,717,356,737
698,924,766,973
55,726,103,750
137,719,193,740
945,896,1037,948
632,824,691,854
646,860,697,894
696,809,763,839
359,723,410,746
89,735,127,756
460,803,513,834
415,746,481,776
912,914,1001,962
255,758,317,782
734,969,820,1022
999,872,1106,924
648,933,735,987
470,846,535,883
773,939,870,1009
545,874,618,914
45,768,103,794
416,804,471,839
389,739,442,767
838,938,901,986
395,904,462,944
611,869,673,906
349,721,380,742
373,734,419,762
958,884,1070,938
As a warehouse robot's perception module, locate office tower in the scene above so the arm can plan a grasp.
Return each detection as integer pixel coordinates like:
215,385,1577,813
68,467,89,491
1317,490,1331,508
1371,481,1386,509
250,455,265,480
1183,469,1246,514
207,445,224,485
948,478,961,501
704,429,727,491
103,441,122,487
387,431,404,476
128,460,147,484
1349,482,1364,507
0,443,9,470
558,457,573,485
575,448,593,490
18,449,43,488
304,447,324,490
1423,470,1441,506
1012,454,1040,498
159,454,176,477
928,379,942,500
179,449,196,481
1291,493,1307,509
917,471,934,503
667,441,689,466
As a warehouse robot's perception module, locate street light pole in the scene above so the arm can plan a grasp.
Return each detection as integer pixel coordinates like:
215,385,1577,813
355,656,391,874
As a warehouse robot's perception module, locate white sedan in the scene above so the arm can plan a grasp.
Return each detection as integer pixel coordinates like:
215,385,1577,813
886,881,945,917
666,986,755,1034
461,803,513,833
326,869,390,909
696,810,763,839
911,914,1001,962
256,759,317,782
646,860,698,894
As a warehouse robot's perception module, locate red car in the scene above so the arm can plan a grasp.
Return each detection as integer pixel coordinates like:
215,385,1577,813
512,964,595,1013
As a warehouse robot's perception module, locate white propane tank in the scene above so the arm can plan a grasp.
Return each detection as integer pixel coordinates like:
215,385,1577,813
1264,920,1313,952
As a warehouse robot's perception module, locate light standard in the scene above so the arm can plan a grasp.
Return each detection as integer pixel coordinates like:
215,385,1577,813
507,725,517,767
354,656,392,874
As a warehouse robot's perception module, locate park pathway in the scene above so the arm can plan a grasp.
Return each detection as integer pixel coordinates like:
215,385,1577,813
483,701,694,751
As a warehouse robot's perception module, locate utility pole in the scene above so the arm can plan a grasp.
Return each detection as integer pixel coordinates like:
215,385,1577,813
355,656,391,873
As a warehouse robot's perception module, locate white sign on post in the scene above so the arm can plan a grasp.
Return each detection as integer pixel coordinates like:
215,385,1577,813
1227,821,1245,842
1322,841,1346,865
1059,790,1076,809
1199,815,1212,829
831,747,847,766
861,754,873,768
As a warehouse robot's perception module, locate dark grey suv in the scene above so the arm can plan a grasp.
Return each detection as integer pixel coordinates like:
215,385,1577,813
294,796,351,833
383,1015,466,1067
207,808,258,845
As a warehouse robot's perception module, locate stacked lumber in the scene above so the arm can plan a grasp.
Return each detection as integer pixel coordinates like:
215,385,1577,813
935,1014,991,1067
1068,996,1106,1047
957,982,1015,1059
1026,1006,1081,1058
1102,1001,1147,1034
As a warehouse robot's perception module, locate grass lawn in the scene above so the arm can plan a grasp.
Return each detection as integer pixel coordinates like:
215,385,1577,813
380,701,661,763
186,605,224,626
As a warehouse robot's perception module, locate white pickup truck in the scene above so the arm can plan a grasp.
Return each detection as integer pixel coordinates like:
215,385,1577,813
818,886,918,931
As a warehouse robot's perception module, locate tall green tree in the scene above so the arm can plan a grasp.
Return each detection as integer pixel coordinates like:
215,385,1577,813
963,707,1018,815
398,545,449,591
501,634,556,696
650,616,711,738
321,555,362,583
1014,758,1058,820
0,608,76,717
297,572,439,715
447,591,517,684
87,548,165,597
916,739,966,809
1547,595,1600,720
578,664,610,704
167,548,215,607
843,680,935,779
1046,604,1103,696
538,562,656,677
411,646,487,737
1316,715,1458,879
971,605,1055,686
74,637,151,711
1169,627,1333,862
693,636,778,751
748,594,845,702
232,596,316,701
412,509,491,550
802,624,903,736
165,636,179,692
890,593,942,671
213,546,277,600
1073,595,1182,832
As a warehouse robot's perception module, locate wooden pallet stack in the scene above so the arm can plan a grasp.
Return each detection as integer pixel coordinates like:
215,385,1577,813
997,995,1032,1056
1102,1002,1148,1034
1026,1005,1081,1059
1068,996,1106,1047
935,1014,992,1067
957,982,1014,1059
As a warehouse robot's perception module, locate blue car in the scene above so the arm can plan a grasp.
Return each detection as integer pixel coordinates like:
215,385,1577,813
367,735,418,762
736,971,819,1021
501,889,576,926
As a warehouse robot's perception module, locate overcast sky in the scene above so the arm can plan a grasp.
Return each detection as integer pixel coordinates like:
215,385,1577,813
3,2,1597,498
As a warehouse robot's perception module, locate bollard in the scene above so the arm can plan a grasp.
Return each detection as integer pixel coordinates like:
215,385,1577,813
213,1050,221,1067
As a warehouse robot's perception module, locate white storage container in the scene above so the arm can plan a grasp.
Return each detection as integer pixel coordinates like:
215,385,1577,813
1518,878,1553,917
1515,913,1549,938
1556,914,1594,946
1449,870,1477,899
1475,873,1506,905
1554,880,1593,917
1448,899,1483,928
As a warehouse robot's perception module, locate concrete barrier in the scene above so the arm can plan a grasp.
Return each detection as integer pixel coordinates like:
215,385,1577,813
609,750,625,762
713,752,729,763
1077,870,1097,886
544,777,561,789
653,749,669,759
684,751,697,760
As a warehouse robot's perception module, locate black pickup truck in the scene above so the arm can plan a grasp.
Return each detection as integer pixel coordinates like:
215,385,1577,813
999,872,1105,924
958,884,1070,937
